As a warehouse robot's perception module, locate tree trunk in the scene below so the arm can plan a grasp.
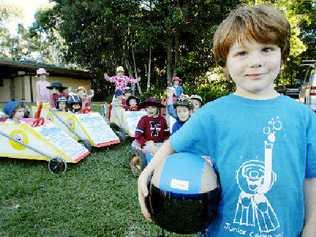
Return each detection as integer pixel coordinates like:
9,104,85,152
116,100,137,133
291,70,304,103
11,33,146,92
146,47,152,92
174,30,180,77
166,36,173,86
131,47,142,95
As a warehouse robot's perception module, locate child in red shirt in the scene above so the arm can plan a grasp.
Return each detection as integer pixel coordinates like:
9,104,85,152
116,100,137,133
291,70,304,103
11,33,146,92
130,97,170,175
134,97,170,155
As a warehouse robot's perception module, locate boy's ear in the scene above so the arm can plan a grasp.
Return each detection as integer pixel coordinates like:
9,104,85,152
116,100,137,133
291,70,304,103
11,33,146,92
224,67,232,81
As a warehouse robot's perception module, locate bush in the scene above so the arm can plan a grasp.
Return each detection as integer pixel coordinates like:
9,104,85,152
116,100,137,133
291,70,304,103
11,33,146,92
182,66,234,102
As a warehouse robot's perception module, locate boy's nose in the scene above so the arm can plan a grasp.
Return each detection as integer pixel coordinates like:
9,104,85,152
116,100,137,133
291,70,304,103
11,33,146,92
248,52,263,68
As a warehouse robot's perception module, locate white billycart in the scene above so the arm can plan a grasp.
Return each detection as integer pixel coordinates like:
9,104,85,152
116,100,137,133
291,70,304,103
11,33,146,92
46,110,120,150
0,118,90,174
109,103,147,141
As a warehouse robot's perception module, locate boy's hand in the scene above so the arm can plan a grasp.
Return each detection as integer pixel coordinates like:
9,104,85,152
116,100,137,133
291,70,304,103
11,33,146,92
144,140,155,154
138,169,152,220
151,144,158,155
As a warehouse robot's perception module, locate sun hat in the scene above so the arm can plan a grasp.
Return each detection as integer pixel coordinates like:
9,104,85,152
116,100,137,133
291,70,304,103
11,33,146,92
47,82,68,90
76,86,87,93
172,76,182,82
36,68,49,76
116,66,125,73
139,97,164,108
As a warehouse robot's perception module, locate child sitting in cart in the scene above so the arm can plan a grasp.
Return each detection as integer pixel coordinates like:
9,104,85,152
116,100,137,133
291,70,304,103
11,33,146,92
190,94,203,112
171,95,193,134
132,97,169,164
76,86,94,113
56,96,68,112
47,82,68,109
125,95,140,111
3,101,26,124
67,94,82,113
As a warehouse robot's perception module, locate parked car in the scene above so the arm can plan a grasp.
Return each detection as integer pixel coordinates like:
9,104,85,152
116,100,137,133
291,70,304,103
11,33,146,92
275,82,301,99
299,60,316,112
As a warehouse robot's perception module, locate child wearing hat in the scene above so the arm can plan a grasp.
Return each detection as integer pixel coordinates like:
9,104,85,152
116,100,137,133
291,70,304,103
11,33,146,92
125,95,140,111
56,96,68,112
76,86,94,113
3,101,26,124
190,94,203,112
67,94,82,113
171,95,193,134
134,97,170,156
104,66,139,93
35,68,50,104
46,82,68,109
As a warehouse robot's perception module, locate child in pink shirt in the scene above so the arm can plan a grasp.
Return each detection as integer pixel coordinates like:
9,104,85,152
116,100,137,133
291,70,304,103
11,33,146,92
35,68,50,103
104,66,139,93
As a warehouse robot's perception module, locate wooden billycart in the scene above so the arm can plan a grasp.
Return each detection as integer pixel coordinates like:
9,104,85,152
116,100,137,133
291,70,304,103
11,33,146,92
0,118,90,174
46,109,121,150
108,98,147,142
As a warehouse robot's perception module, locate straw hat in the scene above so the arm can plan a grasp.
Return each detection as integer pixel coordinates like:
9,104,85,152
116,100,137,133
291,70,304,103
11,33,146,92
116,66,125,73
172,76,182,82
76,86,87,93
140,97,164,108
36,68,49,76
47,82,68,90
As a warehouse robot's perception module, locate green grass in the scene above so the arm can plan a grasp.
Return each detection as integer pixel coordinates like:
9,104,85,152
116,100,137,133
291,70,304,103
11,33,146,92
0,103,195,237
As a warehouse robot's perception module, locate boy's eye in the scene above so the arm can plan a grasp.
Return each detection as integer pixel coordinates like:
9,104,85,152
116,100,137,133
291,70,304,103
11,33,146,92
234,51,247,57
262,47,274,53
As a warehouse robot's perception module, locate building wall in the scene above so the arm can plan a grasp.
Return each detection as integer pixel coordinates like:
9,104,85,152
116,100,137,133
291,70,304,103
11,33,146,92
0,75,91,102
0,78,11,102
32,76,91,102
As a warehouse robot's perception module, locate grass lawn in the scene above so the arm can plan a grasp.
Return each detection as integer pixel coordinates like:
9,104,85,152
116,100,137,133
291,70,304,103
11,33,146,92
0,103,195,237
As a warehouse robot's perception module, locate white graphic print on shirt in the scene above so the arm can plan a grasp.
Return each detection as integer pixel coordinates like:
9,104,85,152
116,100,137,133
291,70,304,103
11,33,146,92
233,117,282,233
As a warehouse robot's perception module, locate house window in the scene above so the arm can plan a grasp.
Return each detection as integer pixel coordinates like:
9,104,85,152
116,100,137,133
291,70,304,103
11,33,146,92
0,79,3,87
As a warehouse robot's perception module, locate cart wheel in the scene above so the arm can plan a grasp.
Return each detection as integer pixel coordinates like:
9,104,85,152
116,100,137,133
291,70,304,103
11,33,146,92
129,149,146,177
117,129,126,143
48,157,67,174
79,139,92,151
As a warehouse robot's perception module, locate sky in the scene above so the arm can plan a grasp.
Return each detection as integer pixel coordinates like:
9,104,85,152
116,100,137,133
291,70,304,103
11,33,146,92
0,0,51,28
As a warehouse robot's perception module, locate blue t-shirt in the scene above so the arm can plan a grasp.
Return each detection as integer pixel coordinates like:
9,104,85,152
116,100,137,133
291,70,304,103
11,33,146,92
167,104,177,119
172,120,184,134
173,85,184,98
170,94,316,237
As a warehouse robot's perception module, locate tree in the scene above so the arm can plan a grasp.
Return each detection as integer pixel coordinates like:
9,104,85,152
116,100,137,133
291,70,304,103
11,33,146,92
33,0,241,95
0,3,21,58
32,0,315,98
242,0,314,86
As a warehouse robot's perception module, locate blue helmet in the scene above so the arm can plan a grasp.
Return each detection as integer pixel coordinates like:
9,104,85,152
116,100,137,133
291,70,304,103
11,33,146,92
147,152,220,234
3,101,23,118
67,94,81,112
